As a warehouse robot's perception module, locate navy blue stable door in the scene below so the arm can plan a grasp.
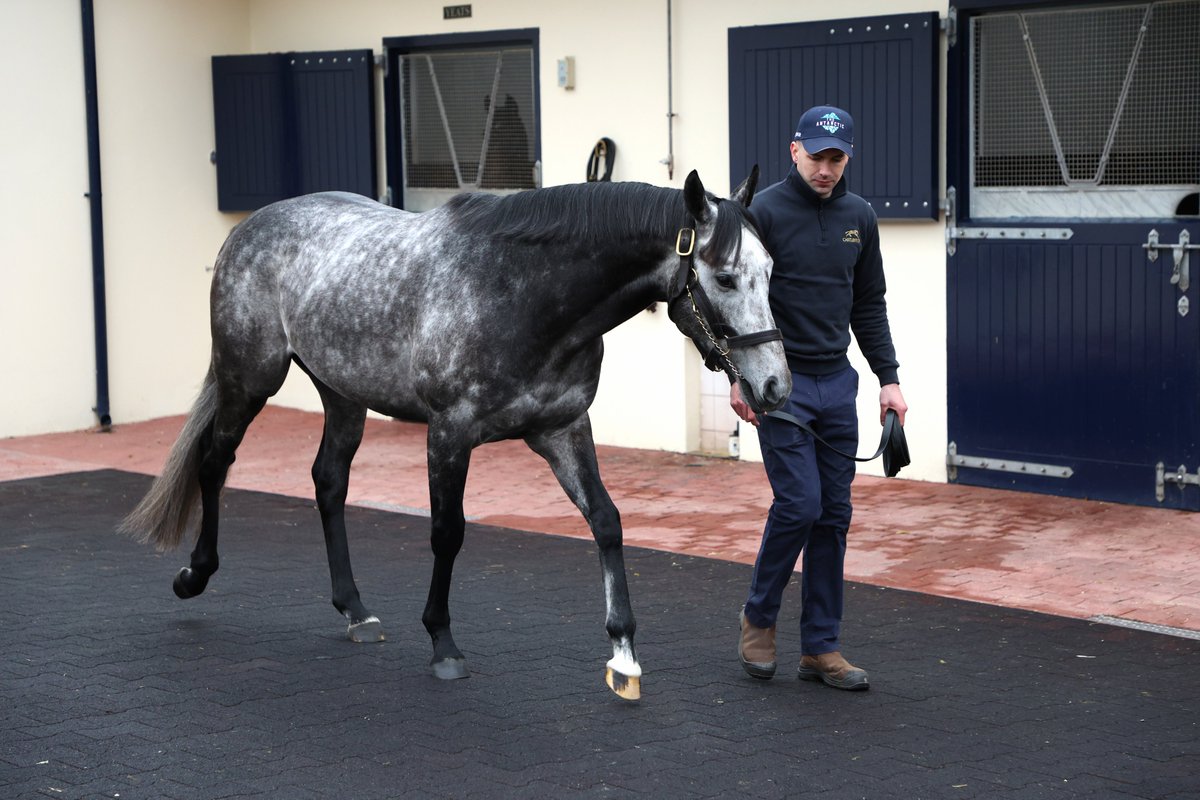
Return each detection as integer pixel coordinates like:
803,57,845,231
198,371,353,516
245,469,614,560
947,0,1200,509
948,223,1200,509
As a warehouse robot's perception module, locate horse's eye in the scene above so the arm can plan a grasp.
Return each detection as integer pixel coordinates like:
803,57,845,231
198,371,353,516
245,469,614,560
715,273,736,290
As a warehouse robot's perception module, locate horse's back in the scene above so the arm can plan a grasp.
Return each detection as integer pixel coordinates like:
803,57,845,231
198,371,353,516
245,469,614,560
220,192,410,263
210,192,463,415
214,192,434,301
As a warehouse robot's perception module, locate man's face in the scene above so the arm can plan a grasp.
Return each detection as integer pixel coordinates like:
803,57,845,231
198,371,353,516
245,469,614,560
791,141,848,198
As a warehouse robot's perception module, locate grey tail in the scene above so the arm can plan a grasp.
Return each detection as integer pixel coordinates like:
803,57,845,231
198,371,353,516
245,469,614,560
118,371,218,550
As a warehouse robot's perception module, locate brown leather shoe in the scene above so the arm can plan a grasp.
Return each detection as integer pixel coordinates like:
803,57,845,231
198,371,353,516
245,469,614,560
797,651,869,691
738,610,776,679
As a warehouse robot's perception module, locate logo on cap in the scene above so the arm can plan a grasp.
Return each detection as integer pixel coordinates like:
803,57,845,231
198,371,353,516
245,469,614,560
818,112,845,135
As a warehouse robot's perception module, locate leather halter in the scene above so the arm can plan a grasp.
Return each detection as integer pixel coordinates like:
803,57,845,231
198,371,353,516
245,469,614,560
670,221,783,380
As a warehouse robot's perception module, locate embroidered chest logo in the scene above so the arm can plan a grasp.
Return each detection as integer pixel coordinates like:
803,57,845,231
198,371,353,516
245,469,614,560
843,228,861,244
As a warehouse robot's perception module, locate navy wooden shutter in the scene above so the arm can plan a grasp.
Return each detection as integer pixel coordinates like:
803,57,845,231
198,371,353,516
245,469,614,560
728,13,939,220
212,50,376,212
290,51,376,197
212,54,291,211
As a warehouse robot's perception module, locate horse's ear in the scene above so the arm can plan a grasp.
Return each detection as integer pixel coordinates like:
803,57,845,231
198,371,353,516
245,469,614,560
683,170,712,223
731,165,759,207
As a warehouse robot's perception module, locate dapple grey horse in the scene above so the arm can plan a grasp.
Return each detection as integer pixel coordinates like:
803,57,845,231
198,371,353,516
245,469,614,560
120,168,789,699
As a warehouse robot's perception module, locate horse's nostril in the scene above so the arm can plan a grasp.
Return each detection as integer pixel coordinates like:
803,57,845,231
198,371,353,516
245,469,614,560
762,376,784,408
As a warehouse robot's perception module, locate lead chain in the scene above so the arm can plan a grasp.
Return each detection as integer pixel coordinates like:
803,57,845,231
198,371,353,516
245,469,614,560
687,285,742,381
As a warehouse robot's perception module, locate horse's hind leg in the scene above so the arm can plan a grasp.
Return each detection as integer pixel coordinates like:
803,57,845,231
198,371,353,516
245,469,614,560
526,416,641,700
173,386,269,599
422,422,473,680
304,372,381,643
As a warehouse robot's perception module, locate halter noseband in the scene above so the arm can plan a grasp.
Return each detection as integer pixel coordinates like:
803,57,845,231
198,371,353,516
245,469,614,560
671,220,783,381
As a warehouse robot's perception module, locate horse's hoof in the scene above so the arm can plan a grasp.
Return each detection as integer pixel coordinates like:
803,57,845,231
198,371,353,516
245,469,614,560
347,616,385,643
172,568,207,599
430,657,469,680
606,667,641,701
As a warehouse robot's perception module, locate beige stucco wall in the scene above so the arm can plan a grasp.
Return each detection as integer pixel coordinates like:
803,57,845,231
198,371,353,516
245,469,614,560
2,1,97,436
2,0,948,482
1,0,250,438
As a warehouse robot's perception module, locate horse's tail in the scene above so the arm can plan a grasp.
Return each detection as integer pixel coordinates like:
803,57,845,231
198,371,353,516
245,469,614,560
118,370,218,550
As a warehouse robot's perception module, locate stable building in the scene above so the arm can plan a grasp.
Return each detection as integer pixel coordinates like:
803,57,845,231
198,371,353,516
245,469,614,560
4,0,1198,508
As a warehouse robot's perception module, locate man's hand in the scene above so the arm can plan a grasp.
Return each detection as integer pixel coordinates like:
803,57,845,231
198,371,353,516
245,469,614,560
880,383,907,426
730,382,759,427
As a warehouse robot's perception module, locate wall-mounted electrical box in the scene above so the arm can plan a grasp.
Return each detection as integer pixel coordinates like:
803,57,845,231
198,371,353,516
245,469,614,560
557,56,575,89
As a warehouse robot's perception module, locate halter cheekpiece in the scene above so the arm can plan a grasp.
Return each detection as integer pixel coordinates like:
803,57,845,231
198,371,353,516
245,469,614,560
671,218,783,381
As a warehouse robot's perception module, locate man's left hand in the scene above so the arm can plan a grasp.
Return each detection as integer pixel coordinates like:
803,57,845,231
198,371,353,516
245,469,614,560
880,383,907,426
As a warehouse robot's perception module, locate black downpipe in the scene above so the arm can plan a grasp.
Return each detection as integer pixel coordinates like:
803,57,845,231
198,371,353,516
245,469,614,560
80,0,111,430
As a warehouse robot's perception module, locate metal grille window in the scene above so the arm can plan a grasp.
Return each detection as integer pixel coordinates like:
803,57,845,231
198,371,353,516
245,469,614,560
971,1,1199,218
399,47,536,210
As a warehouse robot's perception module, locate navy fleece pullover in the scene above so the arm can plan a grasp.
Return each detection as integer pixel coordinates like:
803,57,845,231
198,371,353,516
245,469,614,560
750,167,899,387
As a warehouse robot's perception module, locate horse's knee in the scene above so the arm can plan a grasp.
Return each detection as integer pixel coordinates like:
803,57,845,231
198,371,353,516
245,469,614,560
589,503,622,549
311,461,349,510
429,520,465,559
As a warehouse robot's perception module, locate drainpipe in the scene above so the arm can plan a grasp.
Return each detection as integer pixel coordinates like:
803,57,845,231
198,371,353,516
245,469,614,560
80,0,111,430
661,0,675,180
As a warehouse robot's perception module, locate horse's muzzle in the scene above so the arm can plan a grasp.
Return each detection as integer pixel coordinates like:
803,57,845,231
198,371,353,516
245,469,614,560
742,374,789,415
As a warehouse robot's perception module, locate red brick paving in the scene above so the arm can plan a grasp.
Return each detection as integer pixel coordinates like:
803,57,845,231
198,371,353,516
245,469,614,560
3,406,1197,632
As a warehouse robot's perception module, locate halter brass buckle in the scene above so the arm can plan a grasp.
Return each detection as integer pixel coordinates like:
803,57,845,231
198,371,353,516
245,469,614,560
675,227,696,257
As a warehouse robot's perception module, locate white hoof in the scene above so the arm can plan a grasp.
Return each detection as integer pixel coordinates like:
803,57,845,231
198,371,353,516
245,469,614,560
347,616,384,643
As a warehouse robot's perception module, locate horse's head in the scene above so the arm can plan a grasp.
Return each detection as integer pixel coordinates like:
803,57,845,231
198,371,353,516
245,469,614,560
665,167,791,414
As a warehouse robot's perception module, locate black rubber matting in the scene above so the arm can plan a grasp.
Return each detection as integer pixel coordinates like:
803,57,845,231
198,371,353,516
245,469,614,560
1,470,1197,799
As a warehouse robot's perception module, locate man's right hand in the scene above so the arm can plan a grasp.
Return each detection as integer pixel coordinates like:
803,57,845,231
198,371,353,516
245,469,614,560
730,382,759,427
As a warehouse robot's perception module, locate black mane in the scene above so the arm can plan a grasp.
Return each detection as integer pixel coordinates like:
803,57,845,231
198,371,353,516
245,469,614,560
445,181,753,264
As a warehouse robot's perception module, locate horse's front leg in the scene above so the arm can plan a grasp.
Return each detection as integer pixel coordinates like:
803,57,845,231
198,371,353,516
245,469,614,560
422,423,473,680
309,388,381,643
527,416,640,700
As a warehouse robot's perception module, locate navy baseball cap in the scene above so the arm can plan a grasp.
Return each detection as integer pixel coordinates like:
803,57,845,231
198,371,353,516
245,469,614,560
794,105,854,155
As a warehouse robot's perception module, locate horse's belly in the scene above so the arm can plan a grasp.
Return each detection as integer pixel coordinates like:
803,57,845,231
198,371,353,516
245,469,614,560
292,343,424,417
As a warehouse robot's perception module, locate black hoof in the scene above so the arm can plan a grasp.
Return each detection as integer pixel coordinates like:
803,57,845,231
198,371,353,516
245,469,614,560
172,567,209,599
430,657,469,680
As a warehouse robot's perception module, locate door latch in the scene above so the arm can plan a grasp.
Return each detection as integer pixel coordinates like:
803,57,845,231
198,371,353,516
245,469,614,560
1156,462,1200,502
1144,229,1199,317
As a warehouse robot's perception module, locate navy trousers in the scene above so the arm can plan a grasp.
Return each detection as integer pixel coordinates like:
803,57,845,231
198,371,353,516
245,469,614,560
744,366,859,656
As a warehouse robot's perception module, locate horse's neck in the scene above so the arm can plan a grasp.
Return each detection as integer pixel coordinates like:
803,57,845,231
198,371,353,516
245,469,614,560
549,248,668,341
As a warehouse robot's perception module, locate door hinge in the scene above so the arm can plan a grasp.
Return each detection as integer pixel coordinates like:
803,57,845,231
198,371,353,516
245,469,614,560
947,442,1074,482
1144,228,1198,317
944,187,1074,256
942,7,957,48
1156,462,1200,502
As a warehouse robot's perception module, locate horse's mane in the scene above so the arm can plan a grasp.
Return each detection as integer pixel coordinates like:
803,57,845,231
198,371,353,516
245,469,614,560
445,181,755,265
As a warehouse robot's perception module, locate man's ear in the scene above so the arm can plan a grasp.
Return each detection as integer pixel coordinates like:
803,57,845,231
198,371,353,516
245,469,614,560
731,165,759,207
683,170,712,223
